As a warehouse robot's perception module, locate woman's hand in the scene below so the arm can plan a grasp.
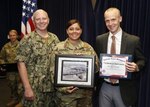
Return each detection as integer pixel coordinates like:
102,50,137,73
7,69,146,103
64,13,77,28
66,86,79,93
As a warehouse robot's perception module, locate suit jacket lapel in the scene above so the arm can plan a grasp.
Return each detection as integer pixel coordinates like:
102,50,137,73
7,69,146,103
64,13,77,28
103,34,109,53
120,32,127,54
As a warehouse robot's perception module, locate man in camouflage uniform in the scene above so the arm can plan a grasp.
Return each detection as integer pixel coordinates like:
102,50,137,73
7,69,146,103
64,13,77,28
52,19,99,107
0,29,20,107
16,9,60,107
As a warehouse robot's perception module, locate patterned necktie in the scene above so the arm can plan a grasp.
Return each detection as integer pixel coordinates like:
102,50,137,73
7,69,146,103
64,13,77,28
110,35,117,83
111,35,116,54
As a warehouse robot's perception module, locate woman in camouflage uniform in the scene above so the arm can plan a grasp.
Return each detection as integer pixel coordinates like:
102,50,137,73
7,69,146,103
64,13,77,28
0,29,20,107
53,19,99,107
16,9,60,107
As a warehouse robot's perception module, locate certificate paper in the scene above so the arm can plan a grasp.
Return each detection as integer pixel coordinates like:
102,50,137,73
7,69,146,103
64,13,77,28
100,54,132,79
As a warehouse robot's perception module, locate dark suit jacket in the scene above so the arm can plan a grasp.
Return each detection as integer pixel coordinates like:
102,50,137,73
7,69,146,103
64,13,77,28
96,31,145,106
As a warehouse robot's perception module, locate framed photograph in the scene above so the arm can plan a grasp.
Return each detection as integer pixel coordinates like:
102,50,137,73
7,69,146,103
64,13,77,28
54,54,95,88
99,54,132,79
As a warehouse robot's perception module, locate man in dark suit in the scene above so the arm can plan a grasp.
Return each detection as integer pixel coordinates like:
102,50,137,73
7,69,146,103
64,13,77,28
96,7,145,107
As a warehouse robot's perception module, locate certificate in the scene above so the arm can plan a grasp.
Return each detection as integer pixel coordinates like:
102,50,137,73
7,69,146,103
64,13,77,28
100,54,132,79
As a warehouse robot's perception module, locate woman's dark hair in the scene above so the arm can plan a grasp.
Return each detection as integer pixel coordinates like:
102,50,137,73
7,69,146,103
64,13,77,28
66,19,82,29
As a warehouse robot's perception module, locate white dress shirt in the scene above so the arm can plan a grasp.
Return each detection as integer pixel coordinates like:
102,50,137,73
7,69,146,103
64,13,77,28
104,28,123,83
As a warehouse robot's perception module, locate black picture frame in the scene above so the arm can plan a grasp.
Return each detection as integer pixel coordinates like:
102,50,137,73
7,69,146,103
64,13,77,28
54,54,95,88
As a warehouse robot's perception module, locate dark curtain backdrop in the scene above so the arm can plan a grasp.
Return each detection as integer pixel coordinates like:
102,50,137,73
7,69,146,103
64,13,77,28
38,0,95,47
0,0,150,107
0,0,22,49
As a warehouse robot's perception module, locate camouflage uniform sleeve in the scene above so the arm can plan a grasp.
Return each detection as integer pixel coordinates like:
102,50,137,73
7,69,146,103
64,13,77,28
48,35,60,91
0,59,4,64
94,51,100,73
54,34,60,44
0,45,7,64
16,35,32,62
50,43,69,93
49,32,60,44
83,42,100,90
84,42,100,72
49,49,57,84
56,87,68,93
50,45,60,83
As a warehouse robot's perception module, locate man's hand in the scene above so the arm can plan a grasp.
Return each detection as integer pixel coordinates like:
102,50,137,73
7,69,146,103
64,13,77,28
24,87,35,101
126,62,139,72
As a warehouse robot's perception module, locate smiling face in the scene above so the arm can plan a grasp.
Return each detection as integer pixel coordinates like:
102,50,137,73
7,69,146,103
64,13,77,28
33,9,49,32
66,20,82,44
8,30,18,43
104,8,122,35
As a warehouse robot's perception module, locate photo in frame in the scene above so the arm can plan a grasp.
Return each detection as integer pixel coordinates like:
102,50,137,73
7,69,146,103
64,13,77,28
99,54,132,79
54,54,95,88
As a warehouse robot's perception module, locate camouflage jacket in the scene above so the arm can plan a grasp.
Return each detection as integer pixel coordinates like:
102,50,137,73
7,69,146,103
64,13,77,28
52,38,99,103
0,40,19,64
16,31,60,92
